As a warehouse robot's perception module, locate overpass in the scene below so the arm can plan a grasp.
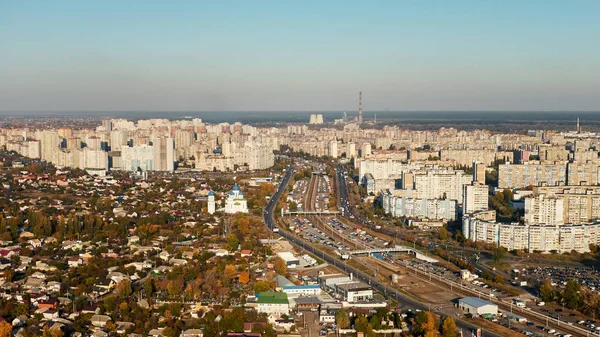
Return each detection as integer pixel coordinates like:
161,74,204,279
348,246,438,263
282,210,340,216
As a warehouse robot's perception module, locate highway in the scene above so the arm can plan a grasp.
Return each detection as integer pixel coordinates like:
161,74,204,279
264,164,502,337
332,165,592,337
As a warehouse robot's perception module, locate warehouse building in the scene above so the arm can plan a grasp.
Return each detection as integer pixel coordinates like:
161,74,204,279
458,297,498,315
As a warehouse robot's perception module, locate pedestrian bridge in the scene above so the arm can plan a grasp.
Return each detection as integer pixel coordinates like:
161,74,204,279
348,246,438,263
283,210,340,216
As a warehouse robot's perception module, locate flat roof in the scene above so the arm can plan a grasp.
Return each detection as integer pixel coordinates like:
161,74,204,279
459,297,496,308
283,285,320,290
336,282,371,291
257,292,288,305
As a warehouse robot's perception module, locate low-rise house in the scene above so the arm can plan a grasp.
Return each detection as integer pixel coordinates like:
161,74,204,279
116,322,135,334
42,309,59,320
30,271,47,280
148,328,164,337
68,257,83,268
38,298,58,310
181,329,204,337
182,251,195,260
240,250,253,258
243,322,266,333
27,239,42,249
169,258,187,266
90,315,112,328
81,304,100,315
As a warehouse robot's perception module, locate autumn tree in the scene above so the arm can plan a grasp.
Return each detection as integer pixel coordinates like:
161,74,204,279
114,279,132,298
223,264,237,284
168,276,185,297
442,317,457,337
274,257,287,275
335,309,350,329
0,322,12,337
239,271,250,285
354,315,374,337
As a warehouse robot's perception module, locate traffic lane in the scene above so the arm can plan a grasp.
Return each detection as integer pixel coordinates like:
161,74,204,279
267,165,502,337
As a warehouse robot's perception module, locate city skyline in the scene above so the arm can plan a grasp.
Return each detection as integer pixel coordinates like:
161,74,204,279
2,1,600,111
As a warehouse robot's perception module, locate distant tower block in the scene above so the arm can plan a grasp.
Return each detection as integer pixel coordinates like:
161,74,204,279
473,161,486,185
316,114,324,124
358,91,363,124
577,117,580,133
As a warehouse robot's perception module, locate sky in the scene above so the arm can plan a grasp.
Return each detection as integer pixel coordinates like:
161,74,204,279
1,1,599,112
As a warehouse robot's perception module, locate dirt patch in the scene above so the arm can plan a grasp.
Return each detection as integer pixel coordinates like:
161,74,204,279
465,318,524,337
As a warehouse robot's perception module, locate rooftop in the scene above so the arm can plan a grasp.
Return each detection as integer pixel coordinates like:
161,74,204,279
257,292,288,305
459,297,496,308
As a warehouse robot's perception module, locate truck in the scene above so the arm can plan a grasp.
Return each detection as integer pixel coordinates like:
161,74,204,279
514,300,526,308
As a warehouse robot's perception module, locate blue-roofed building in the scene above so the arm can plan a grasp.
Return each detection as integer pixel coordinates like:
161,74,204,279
282,285,321,296
208,190,216,214
458,297,498,315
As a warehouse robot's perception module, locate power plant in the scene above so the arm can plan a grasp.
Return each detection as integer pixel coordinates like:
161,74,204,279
309,114,324,125
358,91,363,124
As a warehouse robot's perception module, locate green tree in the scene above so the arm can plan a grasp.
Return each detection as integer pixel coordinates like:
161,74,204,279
144,278,155,298
227,234,239,251
492,247,505,262
253,280,270,293
563,280,581,309
540,282,554,302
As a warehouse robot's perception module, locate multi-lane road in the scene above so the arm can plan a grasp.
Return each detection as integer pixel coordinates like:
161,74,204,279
332,164,593,337
265,164,503,337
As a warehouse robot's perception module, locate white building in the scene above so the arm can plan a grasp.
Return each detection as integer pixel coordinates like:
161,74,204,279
224,184,248,214
328,140,338,158
411,169,473,204
463,183,489,214
458,297,498,315
207,191,216,214
152,137,174,171
462,214,600,253
381,189,457,221
524,195,564,226
121,144,154,171
335,282,374,302
282,285,321,296
256,292,290,317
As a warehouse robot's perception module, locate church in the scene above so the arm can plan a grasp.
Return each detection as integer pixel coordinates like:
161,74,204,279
224,184,248,214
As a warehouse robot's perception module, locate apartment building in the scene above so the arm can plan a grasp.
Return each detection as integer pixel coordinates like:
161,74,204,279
462,214,600,253
498,162,567,189
524,195,564,226
567,162,600,186
410,169,473,204
380,189,457,221
463,183,489,214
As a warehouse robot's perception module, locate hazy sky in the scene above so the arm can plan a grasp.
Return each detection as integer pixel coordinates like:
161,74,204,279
1,1,599,111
